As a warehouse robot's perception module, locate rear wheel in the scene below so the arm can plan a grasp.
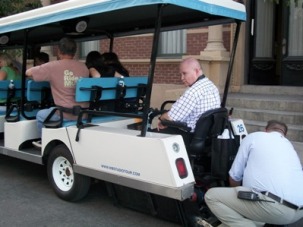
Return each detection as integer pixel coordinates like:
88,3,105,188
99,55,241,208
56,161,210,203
47,144,91,201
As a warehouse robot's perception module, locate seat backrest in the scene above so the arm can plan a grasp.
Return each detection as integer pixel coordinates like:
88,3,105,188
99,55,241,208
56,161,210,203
190,107,228,156
0,80,22,100
26,80,51,102
75,76,148,102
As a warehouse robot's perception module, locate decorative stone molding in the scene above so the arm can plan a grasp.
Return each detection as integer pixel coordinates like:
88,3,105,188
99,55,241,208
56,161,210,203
286,63,303,71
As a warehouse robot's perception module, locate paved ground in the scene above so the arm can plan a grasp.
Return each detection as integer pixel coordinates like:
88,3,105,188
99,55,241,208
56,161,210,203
1,154,302,227
0,154,180,227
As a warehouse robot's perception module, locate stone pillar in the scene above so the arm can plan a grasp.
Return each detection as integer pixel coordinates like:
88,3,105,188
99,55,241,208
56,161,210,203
204,25,227,52
230,22,246,92
197,25,230,93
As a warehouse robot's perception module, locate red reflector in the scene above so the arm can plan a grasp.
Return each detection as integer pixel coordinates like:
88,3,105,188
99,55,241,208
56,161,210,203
176,158,188,179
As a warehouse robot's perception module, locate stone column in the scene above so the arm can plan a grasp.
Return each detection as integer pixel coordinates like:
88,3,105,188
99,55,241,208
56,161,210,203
204,25,227,52
197,25,230,93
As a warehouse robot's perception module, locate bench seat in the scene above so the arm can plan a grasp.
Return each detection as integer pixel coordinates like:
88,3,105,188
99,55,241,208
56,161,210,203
44,76,148,129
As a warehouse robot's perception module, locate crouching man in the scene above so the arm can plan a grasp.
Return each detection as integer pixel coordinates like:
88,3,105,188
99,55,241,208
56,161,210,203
205,120,303,227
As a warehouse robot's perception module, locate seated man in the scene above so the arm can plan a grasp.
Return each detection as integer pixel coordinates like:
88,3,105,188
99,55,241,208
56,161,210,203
205,120,303,226
154,57,220,147
26,37,89,148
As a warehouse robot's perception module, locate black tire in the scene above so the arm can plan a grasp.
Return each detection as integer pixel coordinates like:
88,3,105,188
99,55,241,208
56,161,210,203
47,144,91,202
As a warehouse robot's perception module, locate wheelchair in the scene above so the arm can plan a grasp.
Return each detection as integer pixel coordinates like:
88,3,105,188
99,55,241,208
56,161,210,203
148,102,240,225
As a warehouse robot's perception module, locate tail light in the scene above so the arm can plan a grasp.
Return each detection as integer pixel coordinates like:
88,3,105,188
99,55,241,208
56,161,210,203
175,158,188,179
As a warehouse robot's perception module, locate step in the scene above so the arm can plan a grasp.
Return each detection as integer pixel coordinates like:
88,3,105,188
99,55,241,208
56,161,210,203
240,120,303,164
239,85,303,96
242,119,303,143
225,86,303,164
230,107,303,126
226,93,303,112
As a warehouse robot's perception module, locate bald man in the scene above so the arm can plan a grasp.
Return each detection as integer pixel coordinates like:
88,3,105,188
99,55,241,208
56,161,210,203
156,57,220,145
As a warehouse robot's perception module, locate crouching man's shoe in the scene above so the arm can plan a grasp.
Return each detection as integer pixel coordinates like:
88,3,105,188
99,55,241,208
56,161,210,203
32,140,42,149
189,216,214,227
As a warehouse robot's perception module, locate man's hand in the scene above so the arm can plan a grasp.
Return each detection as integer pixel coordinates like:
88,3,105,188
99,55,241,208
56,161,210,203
25,68,32,77
229,176,242,187
157,112,171,131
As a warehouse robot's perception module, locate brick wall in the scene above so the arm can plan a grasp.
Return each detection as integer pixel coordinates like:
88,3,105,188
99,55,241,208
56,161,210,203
187,32,208,55
50,0,232,86
102,28,231,85
122,62,181,84
100,35,153,59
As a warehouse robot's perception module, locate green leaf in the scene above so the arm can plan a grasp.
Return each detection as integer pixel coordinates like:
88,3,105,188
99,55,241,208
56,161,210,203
0,0,42,17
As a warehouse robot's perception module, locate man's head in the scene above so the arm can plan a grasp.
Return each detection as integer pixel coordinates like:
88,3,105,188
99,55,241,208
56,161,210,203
265,120,288,136
58,37,77,59
179,57,203,86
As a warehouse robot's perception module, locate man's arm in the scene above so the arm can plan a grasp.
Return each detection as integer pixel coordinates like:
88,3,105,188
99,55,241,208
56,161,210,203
229,176,241,187
25,68,33,77
0,70,7,80
157,112,172,130
159,112,171,121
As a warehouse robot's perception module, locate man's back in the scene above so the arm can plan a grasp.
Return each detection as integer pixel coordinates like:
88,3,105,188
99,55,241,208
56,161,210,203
30,59,89,119
230,131,303,205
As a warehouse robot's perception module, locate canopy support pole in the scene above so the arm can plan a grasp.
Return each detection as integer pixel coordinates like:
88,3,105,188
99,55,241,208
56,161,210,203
221,21,242,108
20,29,33,120
140,4,164,137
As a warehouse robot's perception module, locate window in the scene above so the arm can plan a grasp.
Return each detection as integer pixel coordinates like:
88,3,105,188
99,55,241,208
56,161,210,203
80,40,100,58
158,30,186,57
255,0,274,58
288,0,303,56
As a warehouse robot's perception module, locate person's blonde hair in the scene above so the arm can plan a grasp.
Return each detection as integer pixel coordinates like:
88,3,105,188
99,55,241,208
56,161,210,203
0,52,13,67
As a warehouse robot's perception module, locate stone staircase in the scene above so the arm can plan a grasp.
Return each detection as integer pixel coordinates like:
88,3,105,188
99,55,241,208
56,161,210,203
226,85,303,162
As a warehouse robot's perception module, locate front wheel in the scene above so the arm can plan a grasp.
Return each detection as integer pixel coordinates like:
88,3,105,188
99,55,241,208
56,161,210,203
47,144,91,202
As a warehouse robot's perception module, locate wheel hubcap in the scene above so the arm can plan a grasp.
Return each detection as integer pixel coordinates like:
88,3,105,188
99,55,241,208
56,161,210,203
53,156,74,191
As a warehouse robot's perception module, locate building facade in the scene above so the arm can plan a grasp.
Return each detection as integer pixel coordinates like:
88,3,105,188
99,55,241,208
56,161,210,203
46,0,303,108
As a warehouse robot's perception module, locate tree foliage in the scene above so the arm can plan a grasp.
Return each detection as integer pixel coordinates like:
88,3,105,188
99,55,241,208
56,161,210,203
0,0,42,17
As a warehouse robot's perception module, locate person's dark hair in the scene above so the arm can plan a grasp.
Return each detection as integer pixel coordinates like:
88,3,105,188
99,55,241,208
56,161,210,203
100,52,129,77
85,51,102,69
100,64,117,77
101,52,119,64
265,120,288,136
58,37,77,56
34,52,49,65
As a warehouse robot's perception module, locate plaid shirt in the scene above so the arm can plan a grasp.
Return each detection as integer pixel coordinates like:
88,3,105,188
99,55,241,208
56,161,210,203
168,76,220,132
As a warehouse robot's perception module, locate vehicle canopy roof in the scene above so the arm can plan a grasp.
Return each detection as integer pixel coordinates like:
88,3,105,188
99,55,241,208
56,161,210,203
0,0,246,47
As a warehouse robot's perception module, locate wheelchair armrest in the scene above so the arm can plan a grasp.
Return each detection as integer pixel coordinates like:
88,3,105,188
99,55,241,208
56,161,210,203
160,100,175,111
160,119,191,132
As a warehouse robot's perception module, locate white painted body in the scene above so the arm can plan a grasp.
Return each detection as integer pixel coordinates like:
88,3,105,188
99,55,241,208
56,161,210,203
42,118,195,200
5,119,39,150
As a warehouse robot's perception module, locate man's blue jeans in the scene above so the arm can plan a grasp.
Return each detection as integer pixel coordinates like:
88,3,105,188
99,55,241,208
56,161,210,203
36,107,60,138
